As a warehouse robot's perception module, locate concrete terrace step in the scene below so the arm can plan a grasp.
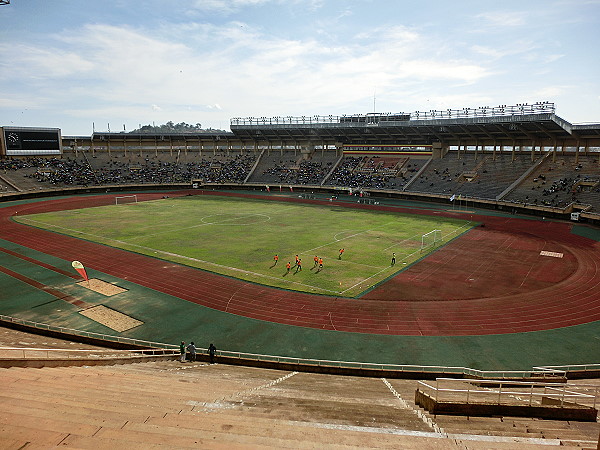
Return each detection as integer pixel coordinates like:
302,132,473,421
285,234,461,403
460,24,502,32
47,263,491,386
6,369,220,403
0,423,69,447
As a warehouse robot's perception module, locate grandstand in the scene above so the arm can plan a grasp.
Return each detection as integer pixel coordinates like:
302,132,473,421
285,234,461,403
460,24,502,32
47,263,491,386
1,102,599,447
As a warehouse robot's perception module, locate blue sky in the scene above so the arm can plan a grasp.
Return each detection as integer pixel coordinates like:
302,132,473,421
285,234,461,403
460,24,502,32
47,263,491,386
0,0,599,135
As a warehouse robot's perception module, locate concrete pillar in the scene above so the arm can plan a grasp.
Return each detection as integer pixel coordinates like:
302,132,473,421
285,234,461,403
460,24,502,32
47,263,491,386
431,142,444,159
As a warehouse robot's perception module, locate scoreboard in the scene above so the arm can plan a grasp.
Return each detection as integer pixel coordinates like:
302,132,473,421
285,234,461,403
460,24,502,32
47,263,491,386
1,127,62,156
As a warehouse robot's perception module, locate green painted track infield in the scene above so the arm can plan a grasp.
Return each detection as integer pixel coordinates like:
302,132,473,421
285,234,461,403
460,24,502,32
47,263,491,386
15,195,474,297
1,237,599,370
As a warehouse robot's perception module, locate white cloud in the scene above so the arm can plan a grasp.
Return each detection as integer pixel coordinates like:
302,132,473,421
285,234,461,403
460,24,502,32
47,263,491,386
0,21,500,131
188,0,275,14
475,11,528,27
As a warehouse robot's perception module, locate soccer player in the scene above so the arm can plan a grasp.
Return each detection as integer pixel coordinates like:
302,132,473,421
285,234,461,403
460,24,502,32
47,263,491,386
286,261,291,273
313,255,319,269
338,248,345,259
318,257,323,271
391,252,396,266
295,258,302,273
294,254,299,267
273,254,279,265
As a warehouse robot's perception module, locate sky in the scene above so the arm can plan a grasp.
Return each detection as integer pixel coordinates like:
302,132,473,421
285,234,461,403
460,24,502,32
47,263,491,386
0,0,599,135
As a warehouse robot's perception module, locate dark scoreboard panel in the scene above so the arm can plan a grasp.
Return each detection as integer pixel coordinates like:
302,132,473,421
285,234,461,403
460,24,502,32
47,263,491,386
2,127,61,155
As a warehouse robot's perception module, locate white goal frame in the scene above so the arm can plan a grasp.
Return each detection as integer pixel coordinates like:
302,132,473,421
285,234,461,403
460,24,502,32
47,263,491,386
421,229,441,252
115,195,138,205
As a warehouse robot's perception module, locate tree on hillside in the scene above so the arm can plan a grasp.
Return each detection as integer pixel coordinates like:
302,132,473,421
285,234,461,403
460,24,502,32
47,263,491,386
130,122,225,133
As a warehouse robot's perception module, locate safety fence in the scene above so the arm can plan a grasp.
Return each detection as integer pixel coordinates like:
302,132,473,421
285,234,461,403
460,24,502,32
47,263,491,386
0,314,597,380
417,378,599,409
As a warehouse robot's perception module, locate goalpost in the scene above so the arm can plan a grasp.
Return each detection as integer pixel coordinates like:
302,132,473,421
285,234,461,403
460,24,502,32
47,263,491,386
421,229,441,252
115,195,138,205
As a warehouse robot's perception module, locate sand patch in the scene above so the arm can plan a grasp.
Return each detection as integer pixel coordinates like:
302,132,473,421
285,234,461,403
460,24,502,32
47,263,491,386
540,251,564,258
77,278,127,296
80,305,143,332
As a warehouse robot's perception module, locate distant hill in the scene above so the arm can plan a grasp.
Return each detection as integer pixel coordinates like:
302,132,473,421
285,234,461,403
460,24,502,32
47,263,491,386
130,121,225,134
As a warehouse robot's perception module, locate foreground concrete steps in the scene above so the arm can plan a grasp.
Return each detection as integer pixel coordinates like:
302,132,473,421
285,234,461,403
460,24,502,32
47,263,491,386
0,363,595,448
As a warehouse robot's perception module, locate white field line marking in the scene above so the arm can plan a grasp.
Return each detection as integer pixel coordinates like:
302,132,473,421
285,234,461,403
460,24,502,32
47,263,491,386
383,222,471,252
128,213,271,240
338,246,425,295
382,378,446,436
302,221,397,255
383,233,421,252
339,222,474,294
333,230,354,241
20,218,340,294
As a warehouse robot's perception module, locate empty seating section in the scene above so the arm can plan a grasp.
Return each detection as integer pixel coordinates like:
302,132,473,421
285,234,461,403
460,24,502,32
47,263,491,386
328,155,426,190
505,155,600,210
405,153,535,199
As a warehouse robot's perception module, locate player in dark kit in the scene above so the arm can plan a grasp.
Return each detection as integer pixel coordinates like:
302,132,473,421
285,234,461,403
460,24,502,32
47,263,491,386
391,252,396,266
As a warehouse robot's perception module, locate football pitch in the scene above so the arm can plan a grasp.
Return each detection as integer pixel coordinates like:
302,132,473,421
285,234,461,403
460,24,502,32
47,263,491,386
16,195,475,297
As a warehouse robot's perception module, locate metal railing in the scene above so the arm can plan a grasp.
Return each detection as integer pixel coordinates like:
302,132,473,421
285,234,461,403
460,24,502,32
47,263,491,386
0,314,597,378
0,346,177,359
417,378,599,409
231,102,556,126
0,314,177,350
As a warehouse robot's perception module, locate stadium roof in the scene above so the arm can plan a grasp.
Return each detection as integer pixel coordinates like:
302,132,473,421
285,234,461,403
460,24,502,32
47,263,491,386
230,113,578,145
59,103,600,146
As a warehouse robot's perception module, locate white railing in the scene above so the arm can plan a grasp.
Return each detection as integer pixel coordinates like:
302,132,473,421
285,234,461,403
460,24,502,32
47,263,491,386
0,314,177,350
417,378,599,409
0,346,177,359
0,314,597,378
231,102,555,126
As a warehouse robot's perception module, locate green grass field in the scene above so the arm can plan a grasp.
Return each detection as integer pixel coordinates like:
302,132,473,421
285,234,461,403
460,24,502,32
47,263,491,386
16,195,474,297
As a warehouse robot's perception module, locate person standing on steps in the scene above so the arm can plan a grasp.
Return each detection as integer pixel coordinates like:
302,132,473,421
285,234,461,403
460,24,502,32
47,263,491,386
180,341,186,363
186,341,196,362
208,343,217,364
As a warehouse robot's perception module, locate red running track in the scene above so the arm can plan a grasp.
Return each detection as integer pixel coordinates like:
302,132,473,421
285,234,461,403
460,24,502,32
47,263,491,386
2,191,599,336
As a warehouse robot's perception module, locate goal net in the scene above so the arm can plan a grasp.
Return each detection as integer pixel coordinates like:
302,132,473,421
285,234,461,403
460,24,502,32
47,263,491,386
421,229,441,252
115,195,138,205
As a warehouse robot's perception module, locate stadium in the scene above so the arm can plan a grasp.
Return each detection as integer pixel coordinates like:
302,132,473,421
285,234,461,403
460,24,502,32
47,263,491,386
1,102,600,447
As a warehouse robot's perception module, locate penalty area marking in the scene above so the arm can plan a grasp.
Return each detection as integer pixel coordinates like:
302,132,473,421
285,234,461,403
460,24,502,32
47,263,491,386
540,250,563,258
